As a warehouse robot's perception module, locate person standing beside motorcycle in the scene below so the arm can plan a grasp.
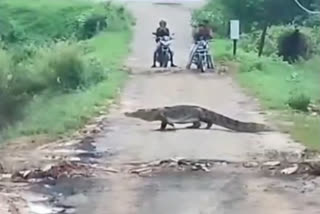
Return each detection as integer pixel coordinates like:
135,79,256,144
186,20,214,69
152,20,177,68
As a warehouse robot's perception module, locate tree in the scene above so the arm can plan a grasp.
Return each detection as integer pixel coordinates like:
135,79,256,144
219,0,316,56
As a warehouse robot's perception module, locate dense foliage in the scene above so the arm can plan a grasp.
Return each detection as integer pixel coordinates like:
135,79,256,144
0,0,132,130
192,0,319,55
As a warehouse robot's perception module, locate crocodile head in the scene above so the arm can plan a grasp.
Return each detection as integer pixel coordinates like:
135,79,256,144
124,108,161,121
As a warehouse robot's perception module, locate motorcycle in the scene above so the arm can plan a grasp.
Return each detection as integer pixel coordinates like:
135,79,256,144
192,37,212,72
152,33,174,68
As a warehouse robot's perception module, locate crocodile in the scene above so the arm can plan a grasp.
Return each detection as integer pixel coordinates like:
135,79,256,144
124,105,274,132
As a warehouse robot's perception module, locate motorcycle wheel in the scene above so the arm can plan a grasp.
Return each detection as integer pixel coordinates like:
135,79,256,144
200,57,207,73
162,53,169,68
194,55,201,69
157,52,162,67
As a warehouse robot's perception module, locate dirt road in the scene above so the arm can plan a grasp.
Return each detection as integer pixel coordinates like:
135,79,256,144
96,0,304,163
29,0,320,213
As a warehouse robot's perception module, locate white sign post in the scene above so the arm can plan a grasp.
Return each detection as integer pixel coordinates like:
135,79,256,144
230,20,240,56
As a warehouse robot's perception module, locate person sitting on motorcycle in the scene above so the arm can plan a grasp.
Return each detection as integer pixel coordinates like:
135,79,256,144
152,20,177,68
186,20,214,69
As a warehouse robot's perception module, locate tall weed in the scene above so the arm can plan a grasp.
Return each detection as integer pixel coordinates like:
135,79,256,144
31,41,108,91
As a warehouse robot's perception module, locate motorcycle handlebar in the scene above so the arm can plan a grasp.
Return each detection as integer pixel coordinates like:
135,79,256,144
153,36,174,40
152,33,175,37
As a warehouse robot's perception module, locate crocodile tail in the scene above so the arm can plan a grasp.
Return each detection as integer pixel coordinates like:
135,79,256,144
205,110,273,132
232,122,274,132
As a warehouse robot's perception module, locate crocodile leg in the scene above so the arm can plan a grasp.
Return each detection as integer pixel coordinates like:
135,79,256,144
200,118,213,129
160,121,167,130
187,121,201,129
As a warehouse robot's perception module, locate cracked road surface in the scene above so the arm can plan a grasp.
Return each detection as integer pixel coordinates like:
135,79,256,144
70,0,320,213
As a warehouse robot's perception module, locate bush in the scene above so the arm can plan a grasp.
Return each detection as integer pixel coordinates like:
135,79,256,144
0,49,26,128
100,2,134,31
288,93,311,112
0,92,26,129
278,29,310,62
9,42,40,63
0,16,27,44
0,40,108,128
31,41,108,91
75,11,108,40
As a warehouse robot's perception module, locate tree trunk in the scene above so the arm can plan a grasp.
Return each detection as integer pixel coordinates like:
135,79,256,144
258,24,268,57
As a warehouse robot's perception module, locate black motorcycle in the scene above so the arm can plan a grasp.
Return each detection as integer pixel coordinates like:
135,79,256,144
192,36,213,72
152,33,174,67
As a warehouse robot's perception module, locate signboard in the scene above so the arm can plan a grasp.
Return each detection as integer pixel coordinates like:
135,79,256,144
230,20,240,40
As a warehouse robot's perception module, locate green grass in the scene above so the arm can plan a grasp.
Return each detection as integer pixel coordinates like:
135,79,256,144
213,39,320,150
236,58,319,110
0,0,132,44
0,0,88,43
5,31,131,138
282,114,320,150
0,0,133,140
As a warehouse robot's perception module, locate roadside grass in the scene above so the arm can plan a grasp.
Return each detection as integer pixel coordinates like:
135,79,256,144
213,39,320,150
0,0,132,44
4,31,131,138
0,0,133,141
0,0,87,41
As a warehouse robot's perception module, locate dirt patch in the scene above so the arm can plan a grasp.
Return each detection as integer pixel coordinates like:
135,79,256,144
0,102,112,173
0,107,116,214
